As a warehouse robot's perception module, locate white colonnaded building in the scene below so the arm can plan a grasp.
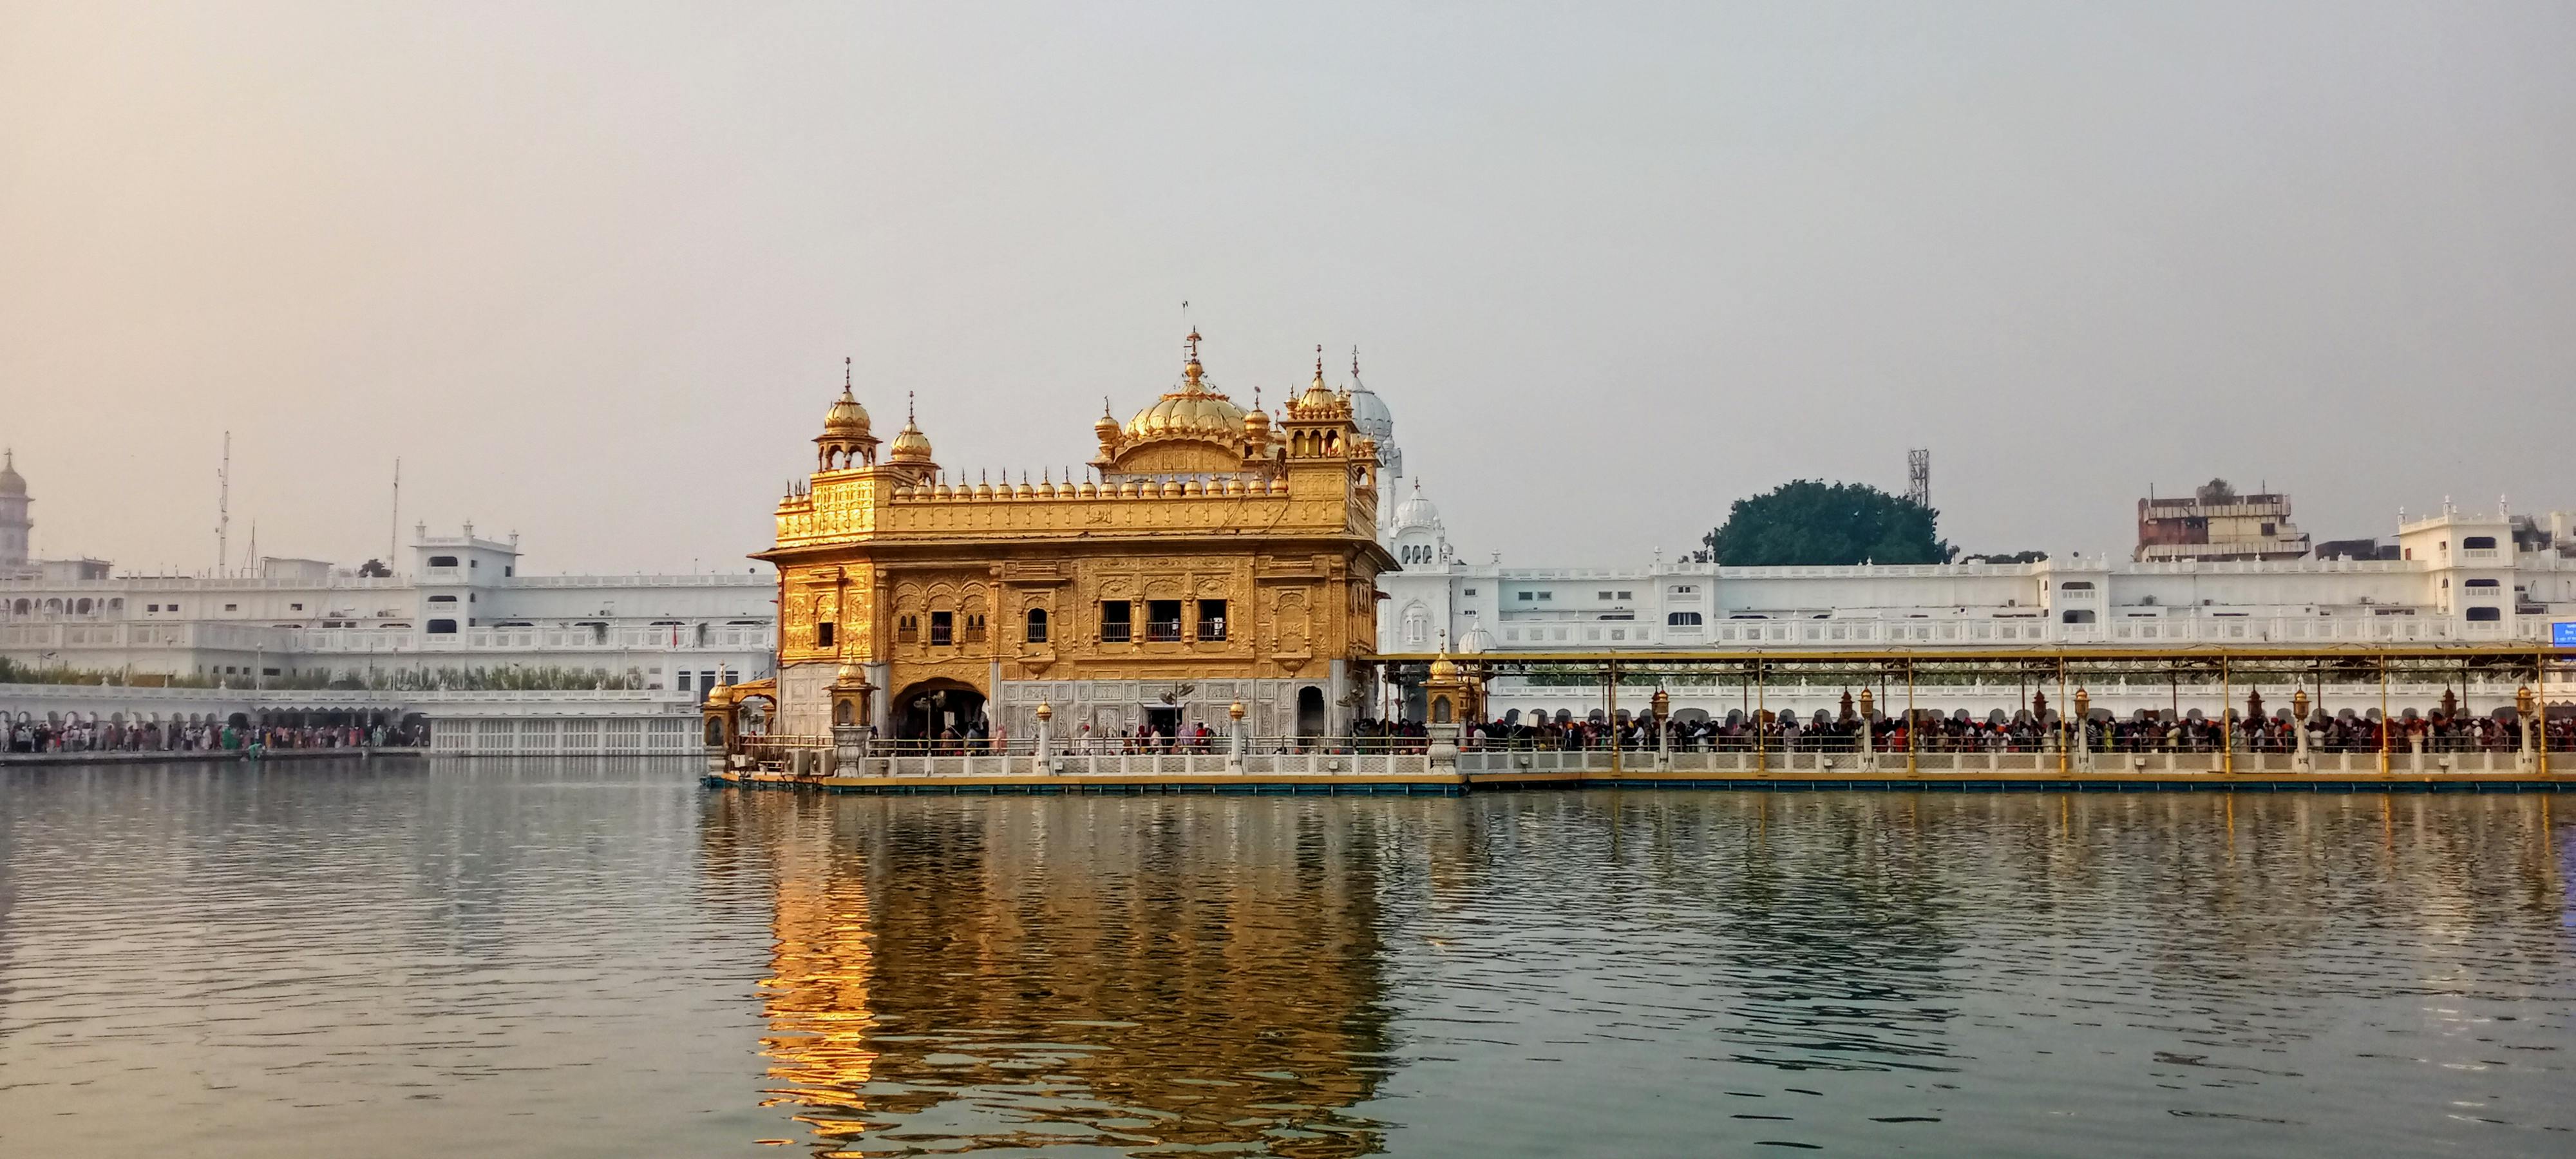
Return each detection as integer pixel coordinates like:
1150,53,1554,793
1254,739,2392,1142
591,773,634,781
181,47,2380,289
1357,391,2576,720
1,455,777,754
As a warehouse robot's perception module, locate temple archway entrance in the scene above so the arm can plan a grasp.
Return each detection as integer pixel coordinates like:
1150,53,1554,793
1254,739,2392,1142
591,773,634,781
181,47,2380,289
1295,686,1326,742
894,679,986,741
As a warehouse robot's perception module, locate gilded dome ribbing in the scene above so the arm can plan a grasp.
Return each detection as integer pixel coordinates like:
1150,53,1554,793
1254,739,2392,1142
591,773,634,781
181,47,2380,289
1122,329,1246,443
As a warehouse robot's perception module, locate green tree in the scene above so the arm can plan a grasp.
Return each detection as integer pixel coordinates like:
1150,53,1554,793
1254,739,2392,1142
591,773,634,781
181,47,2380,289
1701,480,1955,566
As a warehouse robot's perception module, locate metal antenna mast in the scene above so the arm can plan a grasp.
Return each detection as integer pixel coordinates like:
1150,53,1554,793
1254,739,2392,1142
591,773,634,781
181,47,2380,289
1906,448,1931,508
390,457,401,563
216,431,231,573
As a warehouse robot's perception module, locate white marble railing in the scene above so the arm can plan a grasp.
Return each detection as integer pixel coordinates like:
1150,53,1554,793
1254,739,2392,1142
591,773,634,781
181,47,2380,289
782,751,1438,778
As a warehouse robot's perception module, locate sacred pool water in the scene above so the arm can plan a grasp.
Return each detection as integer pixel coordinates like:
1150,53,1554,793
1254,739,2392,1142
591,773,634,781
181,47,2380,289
1,759,2569,1157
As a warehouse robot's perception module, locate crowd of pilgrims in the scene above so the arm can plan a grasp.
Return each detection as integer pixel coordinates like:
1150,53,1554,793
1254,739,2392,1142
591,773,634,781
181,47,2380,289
6,719,424,755
823,704,2571,757
1345,704,2573,755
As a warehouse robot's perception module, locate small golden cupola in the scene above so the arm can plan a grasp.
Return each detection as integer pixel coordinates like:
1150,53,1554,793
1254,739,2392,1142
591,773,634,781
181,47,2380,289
1291,346,1341,415
1242,386,1271,443
886,391,936,472
815,357,878,471
1093,397,1122,461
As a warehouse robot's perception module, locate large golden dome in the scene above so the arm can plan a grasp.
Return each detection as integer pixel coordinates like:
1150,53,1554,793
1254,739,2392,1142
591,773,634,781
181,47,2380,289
1126,392,1247,440
1124,331,1244,441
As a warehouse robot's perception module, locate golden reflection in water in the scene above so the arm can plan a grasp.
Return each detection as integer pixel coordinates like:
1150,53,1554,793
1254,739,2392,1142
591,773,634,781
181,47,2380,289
706,792,1401,1158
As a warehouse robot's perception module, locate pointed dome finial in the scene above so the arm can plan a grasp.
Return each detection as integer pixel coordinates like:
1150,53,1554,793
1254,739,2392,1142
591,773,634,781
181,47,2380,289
1351,346,1361,379
843,355,852,395
1179,328,1211,391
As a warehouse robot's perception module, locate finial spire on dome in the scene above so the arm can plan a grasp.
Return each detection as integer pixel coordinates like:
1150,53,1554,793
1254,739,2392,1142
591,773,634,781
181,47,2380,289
843,355,852,395
907,390,916,423
1351,346,1361,379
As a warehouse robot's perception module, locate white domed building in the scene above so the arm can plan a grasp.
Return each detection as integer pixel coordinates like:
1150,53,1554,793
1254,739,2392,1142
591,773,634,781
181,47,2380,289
0,449,30,577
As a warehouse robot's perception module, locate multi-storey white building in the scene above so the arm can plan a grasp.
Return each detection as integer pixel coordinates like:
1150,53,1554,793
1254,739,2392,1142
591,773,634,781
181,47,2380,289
1363,356,2576,683
1384,493,2575,657
1,466,775,695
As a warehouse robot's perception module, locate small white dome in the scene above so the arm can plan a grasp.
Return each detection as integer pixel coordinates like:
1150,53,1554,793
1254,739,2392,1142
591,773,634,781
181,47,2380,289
1392,481,1441,532
1456,623,1494,654
1347,381,1394,443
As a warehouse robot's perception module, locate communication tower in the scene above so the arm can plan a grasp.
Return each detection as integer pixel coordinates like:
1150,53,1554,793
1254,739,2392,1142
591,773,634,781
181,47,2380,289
1906,448,1930,509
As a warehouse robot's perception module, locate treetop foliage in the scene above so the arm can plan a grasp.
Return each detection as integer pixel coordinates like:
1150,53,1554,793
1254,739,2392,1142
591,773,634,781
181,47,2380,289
1701,480,1956,567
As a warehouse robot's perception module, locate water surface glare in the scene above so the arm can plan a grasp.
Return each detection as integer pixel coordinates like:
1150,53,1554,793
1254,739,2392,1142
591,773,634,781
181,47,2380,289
2,760,2571,1156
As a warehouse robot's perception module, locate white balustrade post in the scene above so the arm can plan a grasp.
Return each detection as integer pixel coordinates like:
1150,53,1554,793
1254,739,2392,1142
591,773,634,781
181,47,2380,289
1034,701,1054,776
1226,701,1247,775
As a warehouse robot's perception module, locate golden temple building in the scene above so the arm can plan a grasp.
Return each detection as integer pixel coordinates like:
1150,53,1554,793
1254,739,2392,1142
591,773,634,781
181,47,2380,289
755,332,1392,742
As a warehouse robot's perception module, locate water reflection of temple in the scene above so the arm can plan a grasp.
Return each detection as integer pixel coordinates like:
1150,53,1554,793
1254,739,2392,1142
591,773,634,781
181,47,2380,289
705,792,1401,1157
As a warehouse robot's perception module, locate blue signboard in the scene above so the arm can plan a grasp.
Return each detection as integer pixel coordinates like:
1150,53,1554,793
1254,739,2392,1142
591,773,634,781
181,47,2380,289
2557,621,2576,648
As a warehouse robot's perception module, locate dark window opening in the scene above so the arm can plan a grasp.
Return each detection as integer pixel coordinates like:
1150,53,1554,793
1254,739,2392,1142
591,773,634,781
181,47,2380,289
428,556,459,567
1146,599,1184,642
1197,599,1227,641
2061,609,2096,624
427,619,458,634
2465,606,2502,621
1667,611,1703,627
1101,601,1132,643
2463,536,2497,550
2464,578,2500,588
929,610,954,646
2060,581,2094,591
815,621,835,648
1025,608,1048,644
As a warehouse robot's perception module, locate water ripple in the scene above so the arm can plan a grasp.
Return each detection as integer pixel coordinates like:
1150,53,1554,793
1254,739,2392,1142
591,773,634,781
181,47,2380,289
2,765,2571,1157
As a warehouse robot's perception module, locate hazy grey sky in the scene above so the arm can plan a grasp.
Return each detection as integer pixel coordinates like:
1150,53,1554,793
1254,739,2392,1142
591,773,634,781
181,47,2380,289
4,2,2570,574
